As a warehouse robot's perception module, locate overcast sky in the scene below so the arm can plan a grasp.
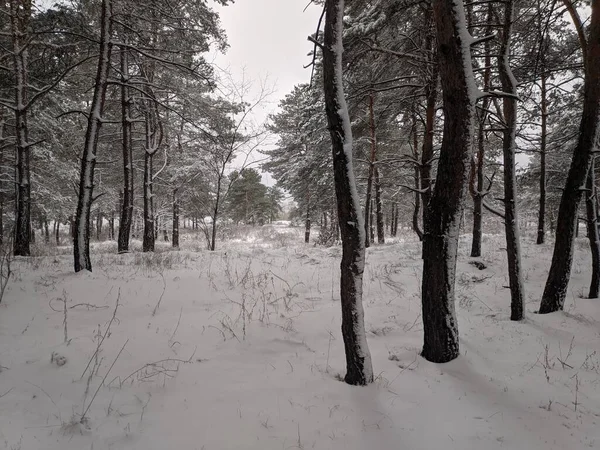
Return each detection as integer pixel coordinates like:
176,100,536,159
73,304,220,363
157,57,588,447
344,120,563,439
211,0,323,185
214,0,321,105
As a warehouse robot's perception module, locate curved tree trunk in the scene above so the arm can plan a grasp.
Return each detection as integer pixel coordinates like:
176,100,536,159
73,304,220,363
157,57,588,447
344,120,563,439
73,0,113,272
498,0,525,321
421,0,476,363
323,0,373,385
540,2,600,313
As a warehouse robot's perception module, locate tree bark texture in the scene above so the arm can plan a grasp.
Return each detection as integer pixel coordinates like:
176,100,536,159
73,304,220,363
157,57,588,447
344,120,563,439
421,0,476,363
540,2,600,313
73,0,112,272
118,46,134,253
10,0,32,256
323,0,373,385
498,0,525,321
172,188,179,248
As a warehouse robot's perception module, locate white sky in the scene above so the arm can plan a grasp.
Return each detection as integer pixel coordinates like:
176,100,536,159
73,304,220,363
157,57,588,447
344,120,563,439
211,0,323,185
214,0,321,105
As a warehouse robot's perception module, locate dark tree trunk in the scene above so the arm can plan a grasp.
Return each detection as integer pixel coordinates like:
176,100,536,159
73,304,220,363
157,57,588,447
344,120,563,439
586,158,600,298
44,219,50,244
374,167,384,244
143,150,155,252
73,0,112,272
55,221,60,246
96,210,102,241
305,189,311,243
393,203,399,237
420,11,438,228
369,199,375,243
210,181,221,251
421,0,476,363
118,46,134,253
411,108,423,241
109,211,114,240
323,0,373,385
469,7,491,258
498,0,525,321
10,0,32,257
537,74,548,245
540,3,600,313
364,92,378,248
172,188,179,248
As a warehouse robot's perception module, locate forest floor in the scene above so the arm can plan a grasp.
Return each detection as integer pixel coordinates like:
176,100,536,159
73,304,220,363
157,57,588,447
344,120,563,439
1,226,599,450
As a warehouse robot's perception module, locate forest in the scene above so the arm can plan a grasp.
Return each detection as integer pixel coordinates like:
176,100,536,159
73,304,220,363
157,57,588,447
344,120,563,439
0,0,599,449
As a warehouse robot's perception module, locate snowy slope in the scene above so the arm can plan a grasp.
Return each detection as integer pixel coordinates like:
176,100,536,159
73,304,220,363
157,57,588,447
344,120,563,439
0,229,599,449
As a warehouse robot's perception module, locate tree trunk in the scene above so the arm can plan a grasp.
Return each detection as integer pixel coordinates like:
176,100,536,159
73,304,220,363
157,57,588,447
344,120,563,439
55,221,60,246
411,108,423,241
172,188,179,248
540,3,600,313
323,0,373,385
470,7,492,258
421,0,476,363
420,10,438,228
498,0,525,321
210,179,221,251
44,219,50,244
96,210,102,241
537,74,548,244
118,46,134,253
10,0,32,257
374,167,384,244
73,0,113,272
143,150,155,252
364,92,378,248
305,189,311,243
585,158,600,298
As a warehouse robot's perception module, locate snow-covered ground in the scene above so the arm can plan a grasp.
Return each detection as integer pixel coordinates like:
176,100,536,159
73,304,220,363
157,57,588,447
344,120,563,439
1,227,599,450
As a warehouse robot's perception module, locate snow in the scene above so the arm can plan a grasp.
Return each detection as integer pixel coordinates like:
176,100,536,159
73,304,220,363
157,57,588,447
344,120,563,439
1,229,600,449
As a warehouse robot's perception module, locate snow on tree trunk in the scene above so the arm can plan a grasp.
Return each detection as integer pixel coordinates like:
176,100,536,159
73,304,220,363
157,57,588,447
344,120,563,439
498,0,525,321
322,0,373,385
118,45,134,253
585,158,600,298
540,2,600,313
73,0,113,272
421,0,477,363
10,0,32,257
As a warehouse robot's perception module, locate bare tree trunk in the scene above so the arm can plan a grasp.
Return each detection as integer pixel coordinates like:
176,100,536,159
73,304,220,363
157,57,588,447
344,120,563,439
411,108,423,241
73,0,113,272
364,92,378,248
10,0,32,256
585,158,600,298
375,167,384,244
323,0,373,385
55,220,60,246
96,209,102,241
44,219,50,244
498,0,525,321
420,10,438,228
172,188,179,248
305,189,311,243
143,150,155,251
421,0,476,363
118,46,134,253
540,2,600,313
210,178,221,251
537,74,548,244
